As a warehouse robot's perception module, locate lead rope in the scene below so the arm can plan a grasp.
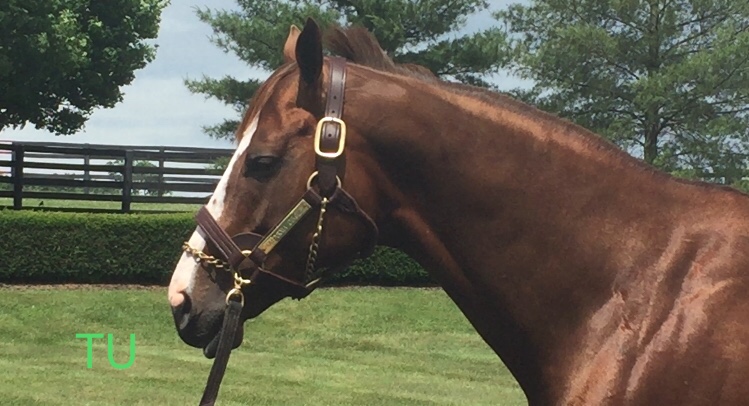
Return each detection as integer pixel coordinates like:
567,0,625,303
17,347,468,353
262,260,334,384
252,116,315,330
198,297,242,406
196,199,328,406
198,266,249,406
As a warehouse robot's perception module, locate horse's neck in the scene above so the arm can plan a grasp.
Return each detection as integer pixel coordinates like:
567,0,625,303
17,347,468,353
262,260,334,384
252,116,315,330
347,70,694,398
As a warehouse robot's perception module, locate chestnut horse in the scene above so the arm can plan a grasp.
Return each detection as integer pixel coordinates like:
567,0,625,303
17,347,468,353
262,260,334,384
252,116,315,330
168,19,749,405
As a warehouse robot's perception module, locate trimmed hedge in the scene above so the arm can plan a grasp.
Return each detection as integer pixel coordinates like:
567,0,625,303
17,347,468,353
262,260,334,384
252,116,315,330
0,210,432,285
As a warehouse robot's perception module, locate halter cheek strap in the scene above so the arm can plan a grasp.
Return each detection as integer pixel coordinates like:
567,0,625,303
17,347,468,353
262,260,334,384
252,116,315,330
316,56,348,196
189,57,379,406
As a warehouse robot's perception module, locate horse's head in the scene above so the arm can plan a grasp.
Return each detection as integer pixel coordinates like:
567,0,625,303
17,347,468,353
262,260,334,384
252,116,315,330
166,18,385,356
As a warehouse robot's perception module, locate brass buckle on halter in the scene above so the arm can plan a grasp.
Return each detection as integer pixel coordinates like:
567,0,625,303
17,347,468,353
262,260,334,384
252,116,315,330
314,117,347,159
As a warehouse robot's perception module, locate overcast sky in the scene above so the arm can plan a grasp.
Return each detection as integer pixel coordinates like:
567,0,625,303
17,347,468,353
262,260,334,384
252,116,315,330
1,1,528,149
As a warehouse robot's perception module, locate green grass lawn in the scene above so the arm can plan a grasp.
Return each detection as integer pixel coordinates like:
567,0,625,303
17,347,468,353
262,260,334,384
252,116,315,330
0,197,202,212
0,286,525,406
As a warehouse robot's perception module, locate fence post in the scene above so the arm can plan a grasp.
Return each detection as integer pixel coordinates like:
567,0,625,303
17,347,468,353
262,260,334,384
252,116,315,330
122,150,133,213
11,144,24,210
158,147,165,197
83,145,91,195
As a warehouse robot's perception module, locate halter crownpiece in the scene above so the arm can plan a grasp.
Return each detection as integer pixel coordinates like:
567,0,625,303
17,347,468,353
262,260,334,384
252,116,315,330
189,56,379,406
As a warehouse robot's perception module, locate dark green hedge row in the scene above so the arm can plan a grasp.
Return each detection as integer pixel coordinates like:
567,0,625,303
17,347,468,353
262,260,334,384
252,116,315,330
0,210,432,286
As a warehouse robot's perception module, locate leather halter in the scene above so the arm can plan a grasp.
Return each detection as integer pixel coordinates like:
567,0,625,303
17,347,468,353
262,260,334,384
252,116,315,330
194,57,378,405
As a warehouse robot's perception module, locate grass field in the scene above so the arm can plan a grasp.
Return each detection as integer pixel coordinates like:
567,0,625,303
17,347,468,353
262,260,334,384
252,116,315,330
0,197,202,212
0,286,525,406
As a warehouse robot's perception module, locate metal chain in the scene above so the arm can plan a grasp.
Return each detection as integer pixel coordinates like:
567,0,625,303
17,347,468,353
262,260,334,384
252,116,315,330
305,197,329,280
183,242,249,305
182,242,227,269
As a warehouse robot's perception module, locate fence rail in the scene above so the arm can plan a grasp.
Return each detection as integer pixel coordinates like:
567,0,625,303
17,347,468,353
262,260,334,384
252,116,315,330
0,141,234,213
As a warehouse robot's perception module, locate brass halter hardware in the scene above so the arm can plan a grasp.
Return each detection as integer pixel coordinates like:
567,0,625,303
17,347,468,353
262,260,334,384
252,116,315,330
314,117,347,158
182,243,250,305
307,171,341,190
305,197,328,281
182,242,226,269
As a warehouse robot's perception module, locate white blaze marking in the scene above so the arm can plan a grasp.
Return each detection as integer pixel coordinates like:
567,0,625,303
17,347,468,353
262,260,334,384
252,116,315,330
168,115,259,307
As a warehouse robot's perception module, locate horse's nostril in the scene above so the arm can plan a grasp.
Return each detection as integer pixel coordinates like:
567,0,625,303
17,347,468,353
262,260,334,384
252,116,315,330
173,293,193,330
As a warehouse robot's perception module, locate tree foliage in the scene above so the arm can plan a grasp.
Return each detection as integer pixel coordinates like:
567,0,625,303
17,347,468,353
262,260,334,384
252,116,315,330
0,0,169,135
186,0,507,140
496,0,749,187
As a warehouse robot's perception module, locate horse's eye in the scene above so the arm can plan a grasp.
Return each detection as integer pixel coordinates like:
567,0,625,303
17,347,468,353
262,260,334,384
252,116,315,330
244,154,281,180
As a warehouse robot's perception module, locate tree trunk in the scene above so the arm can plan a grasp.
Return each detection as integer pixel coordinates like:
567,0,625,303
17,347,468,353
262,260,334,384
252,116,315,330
644,123,659,165
643,0,661,166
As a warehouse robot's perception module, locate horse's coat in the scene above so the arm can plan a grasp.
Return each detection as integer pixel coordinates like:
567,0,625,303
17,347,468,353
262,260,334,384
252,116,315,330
168,20,749,405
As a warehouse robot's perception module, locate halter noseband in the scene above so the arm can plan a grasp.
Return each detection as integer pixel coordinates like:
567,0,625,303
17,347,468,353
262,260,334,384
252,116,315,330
188,57,379,405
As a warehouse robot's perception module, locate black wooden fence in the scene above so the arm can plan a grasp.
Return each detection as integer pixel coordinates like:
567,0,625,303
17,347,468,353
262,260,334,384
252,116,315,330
0,141,234,213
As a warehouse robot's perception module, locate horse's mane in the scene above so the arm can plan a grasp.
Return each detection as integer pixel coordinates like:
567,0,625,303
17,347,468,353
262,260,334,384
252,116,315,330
323,26,627,151
324,26,439,82
322,25,747,196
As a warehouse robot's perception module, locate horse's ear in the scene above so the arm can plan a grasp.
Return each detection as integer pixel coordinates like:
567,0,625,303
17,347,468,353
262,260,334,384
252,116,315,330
295,18,323,86
283,25,301,63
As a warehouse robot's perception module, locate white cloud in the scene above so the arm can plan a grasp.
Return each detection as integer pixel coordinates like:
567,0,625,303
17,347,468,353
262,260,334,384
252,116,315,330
1,1,530,149
2,75,238,148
